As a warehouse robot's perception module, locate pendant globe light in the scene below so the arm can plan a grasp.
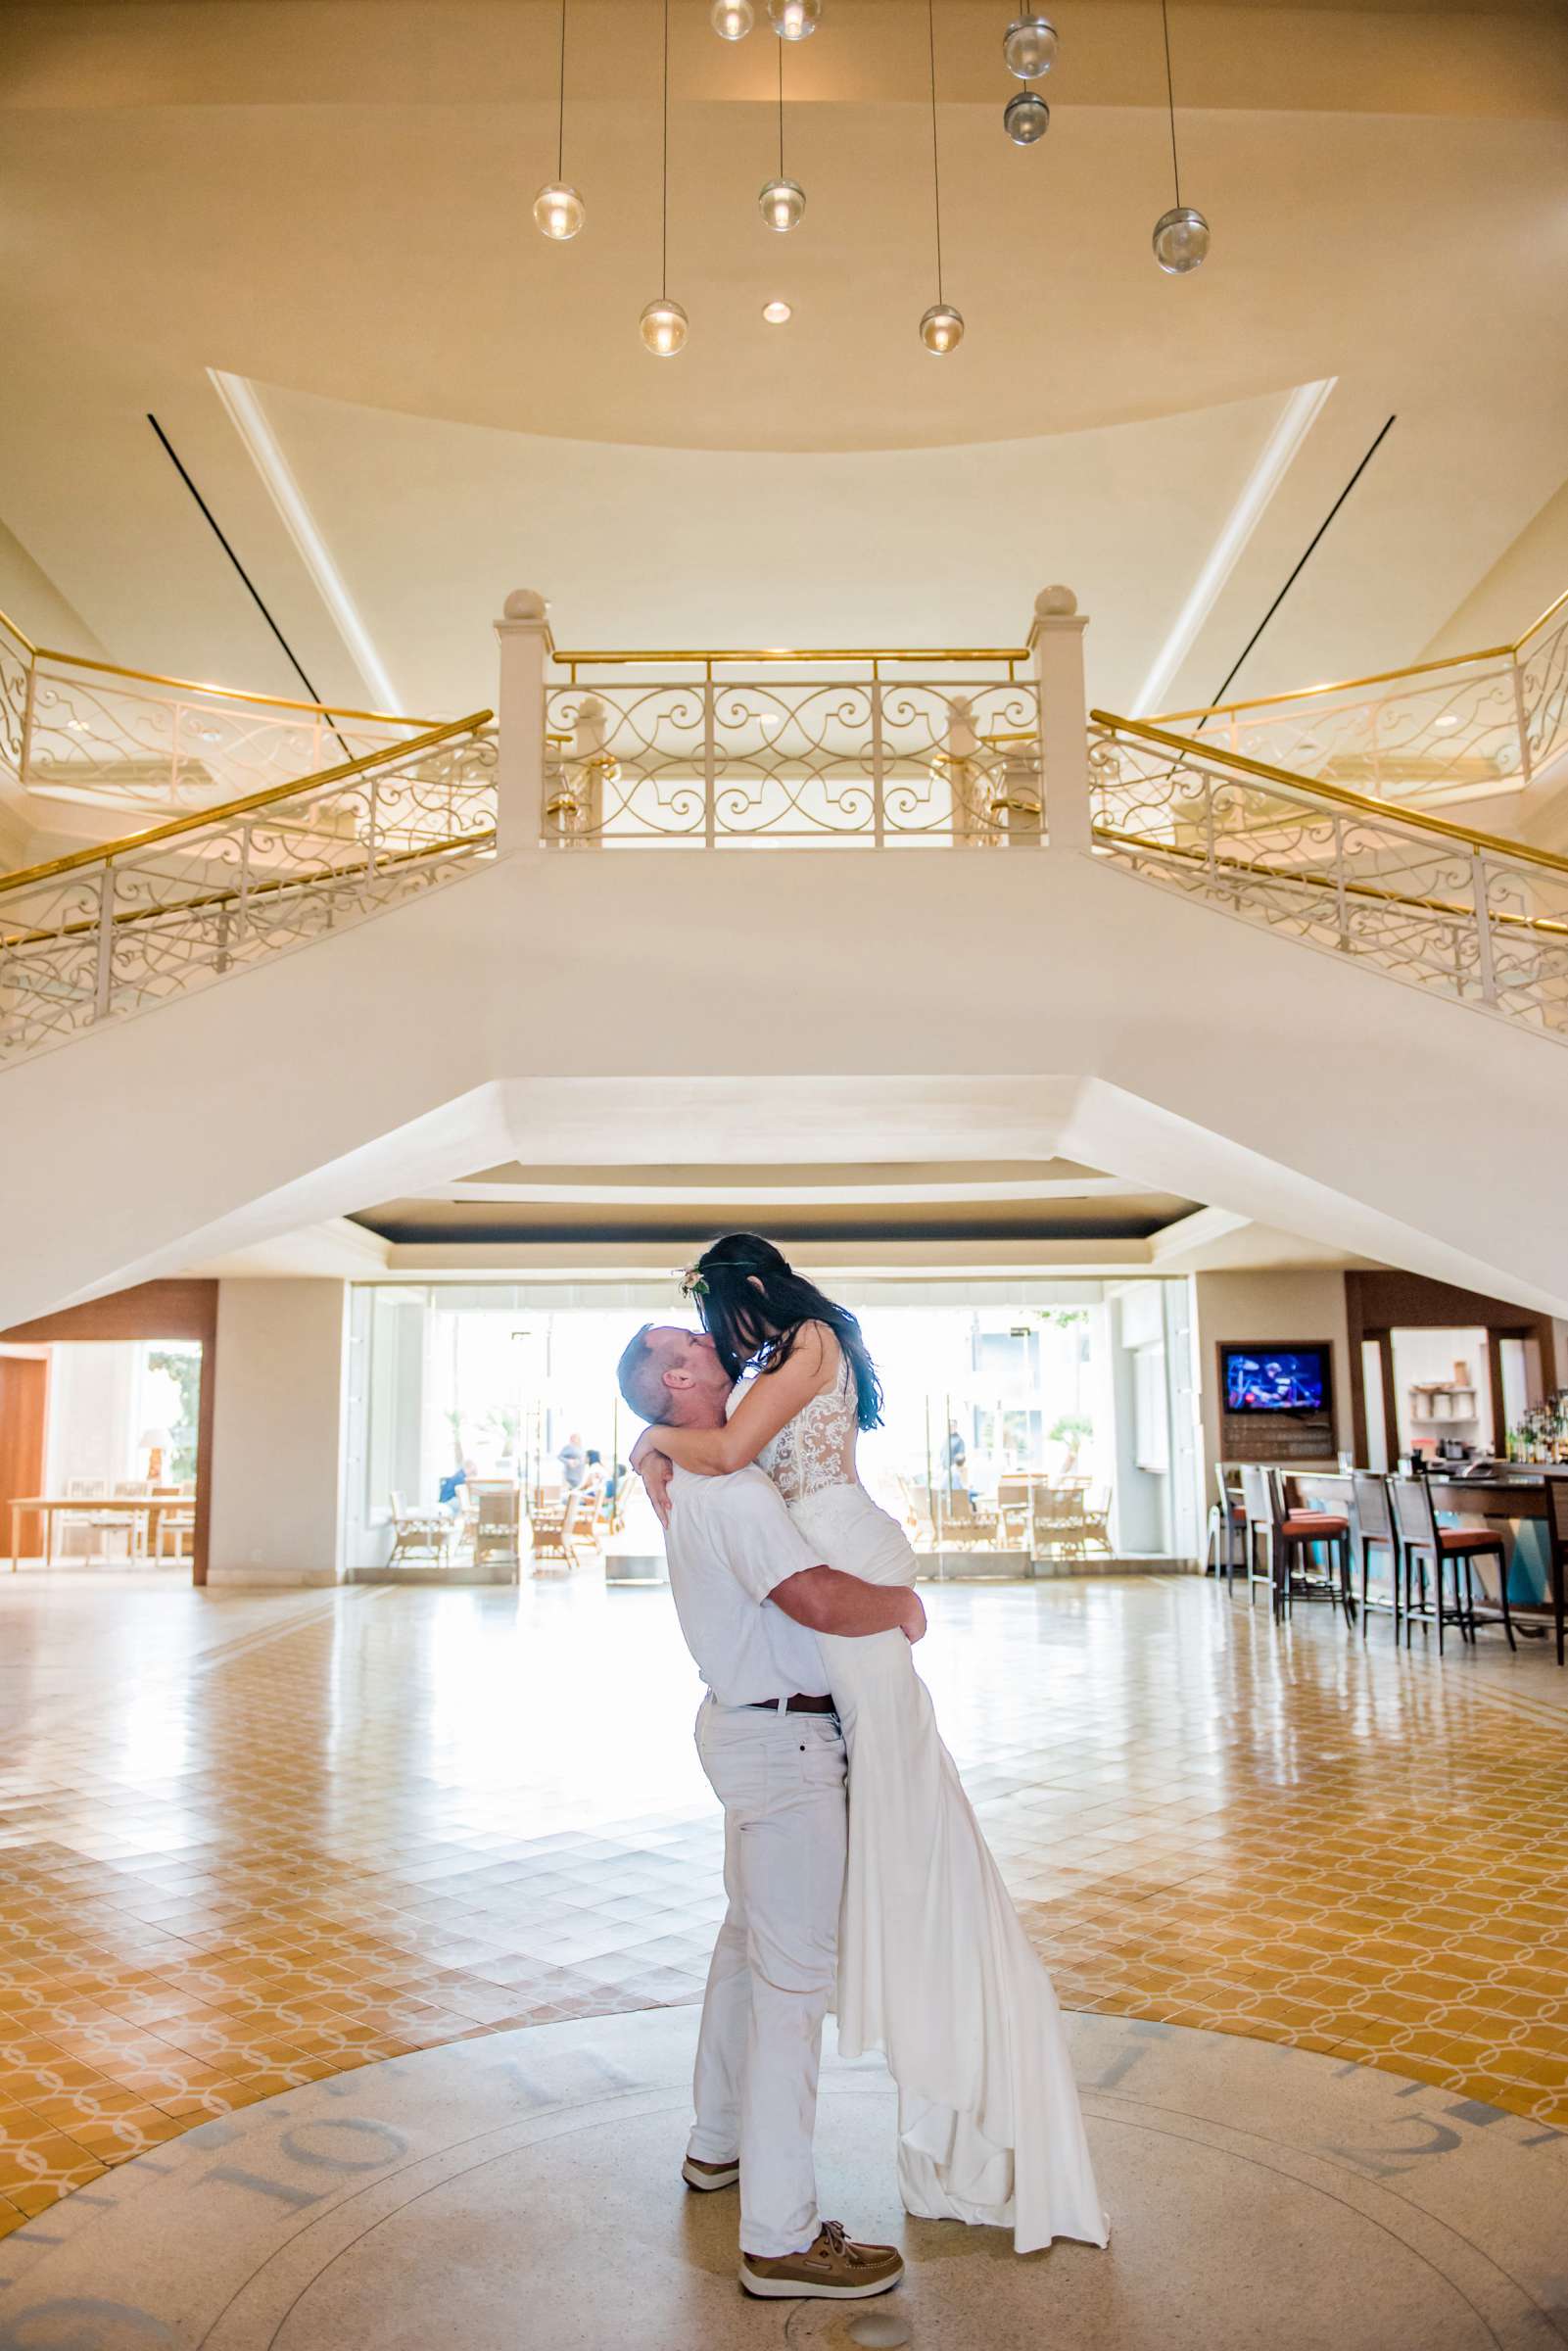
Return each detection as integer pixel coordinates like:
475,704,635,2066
1152,0,1210,274
533,0,585,241
768,0,821,37
711,0,753,35
918,0,962,353
641,0,689,354
759,36,805,230
1002,14,1058,78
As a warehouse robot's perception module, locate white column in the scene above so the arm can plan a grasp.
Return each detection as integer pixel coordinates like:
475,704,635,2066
494,588,552,856
208,1279,350,1583
1032,586,1092,854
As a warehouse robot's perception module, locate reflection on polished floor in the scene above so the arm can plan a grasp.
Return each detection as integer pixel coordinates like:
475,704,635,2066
0,1569,1564,2241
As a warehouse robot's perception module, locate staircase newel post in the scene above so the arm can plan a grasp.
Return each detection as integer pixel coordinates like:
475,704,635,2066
1032,587,1092,854
494,589,552,857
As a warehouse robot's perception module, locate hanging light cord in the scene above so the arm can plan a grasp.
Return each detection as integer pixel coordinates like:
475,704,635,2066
778,34,784,180
556,0,567,180
661,0,671,297
927,0,944,302
1160,0,1181,209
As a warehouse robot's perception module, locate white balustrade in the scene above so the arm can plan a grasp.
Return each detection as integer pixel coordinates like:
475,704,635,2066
0,719,496,1066
1087,714,1568,1040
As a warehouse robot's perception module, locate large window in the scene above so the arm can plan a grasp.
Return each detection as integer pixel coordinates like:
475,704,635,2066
343,1280,1193,1568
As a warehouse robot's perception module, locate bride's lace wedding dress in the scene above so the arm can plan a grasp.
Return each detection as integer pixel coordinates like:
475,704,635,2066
743,1337,1108,2255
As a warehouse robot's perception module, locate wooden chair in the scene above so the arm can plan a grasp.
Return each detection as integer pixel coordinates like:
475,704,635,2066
1079,1485,1113,1558
527,1492,583,1574
942,1489,1000,1548
1390,1474,1513,1655
1243,1465,1352,1624
1208,1462,1248,1589
470,1481,520,1570
388,1490,455,1568
1350,1471,1401,1640
1031,1482,1092,1564
152,1483,196,1562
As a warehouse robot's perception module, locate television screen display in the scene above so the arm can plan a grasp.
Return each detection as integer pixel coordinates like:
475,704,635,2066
1222,1347,1327,1415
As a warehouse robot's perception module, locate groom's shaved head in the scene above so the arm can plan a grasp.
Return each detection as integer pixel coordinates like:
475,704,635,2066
617,1323,681,1424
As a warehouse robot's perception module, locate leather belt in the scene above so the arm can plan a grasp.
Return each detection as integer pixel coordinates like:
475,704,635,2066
748,1692,837,1714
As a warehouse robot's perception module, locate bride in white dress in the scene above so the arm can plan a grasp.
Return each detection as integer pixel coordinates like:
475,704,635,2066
633,1233,1108,2257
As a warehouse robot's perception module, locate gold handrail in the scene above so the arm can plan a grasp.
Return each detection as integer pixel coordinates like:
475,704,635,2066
0,598,438,725
1517,585,1568,650
0,605,38,659
1092,824,1568,940
1154,581,1567,725
3,828,497,953
0,712,493,900
1090,711,1568,879
550,646,1032,681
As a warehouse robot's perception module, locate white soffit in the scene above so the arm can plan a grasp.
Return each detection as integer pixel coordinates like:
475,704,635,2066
208,367,404,712
1133,375,1338,717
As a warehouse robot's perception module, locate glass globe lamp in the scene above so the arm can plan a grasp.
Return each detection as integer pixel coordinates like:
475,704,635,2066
768,0,821,38
533,181,586,241
1003,91,1050,145
1152,205,1211,274
762,297,793,324
759,176,805,232
711,0,754,35
919,302,965,356
640,296,689,357
1003,15,1058,78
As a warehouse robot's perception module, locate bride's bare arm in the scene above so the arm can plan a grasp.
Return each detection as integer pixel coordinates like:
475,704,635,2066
634,1323,832,1478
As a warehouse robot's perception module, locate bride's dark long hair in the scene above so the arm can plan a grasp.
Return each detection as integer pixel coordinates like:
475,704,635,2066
690,1233,883,1432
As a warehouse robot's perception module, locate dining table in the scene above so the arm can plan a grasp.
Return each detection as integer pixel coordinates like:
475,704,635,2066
6,1494,193,1570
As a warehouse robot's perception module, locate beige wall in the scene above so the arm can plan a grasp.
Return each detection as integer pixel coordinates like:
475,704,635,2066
1193,1270,1352,1492
209,1278,347,1582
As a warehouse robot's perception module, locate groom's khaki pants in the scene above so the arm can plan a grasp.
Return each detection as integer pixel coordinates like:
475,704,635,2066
689,1695,847,2259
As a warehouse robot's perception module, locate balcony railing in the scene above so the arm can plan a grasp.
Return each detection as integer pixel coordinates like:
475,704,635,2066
1151,590,1568,807
541,650,1043,848
0,715,495,1066
1089,711,1568,1039
0,605,438,817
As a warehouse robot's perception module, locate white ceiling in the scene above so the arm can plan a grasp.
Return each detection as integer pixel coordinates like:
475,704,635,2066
0,1,1565,730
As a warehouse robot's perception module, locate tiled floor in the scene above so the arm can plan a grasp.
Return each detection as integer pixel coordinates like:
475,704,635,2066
0,1566,1563,2241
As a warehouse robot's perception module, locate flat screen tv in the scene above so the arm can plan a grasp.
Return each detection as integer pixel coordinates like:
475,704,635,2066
1221,1345,1329,1415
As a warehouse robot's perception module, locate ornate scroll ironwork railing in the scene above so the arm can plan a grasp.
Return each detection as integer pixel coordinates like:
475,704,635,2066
1088,712,1568,1040
1153,590,1568,806
0,713,495,1067
541,650,1042,847
0,604,438,817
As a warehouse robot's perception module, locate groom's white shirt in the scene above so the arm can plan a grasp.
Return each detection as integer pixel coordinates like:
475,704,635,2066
663,1463,832,1706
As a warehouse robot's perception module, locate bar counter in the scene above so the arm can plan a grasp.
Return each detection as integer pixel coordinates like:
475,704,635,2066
1289,1465,1565,1658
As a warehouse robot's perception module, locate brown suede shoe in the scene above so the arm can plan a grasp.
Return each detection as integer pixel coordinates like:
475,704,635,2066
739,2221,904,2300
682,2154,739,2191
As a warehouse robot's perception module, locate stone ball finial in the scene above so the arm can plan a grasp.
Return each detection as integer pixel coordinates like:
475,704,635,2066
1034,585,1078,619
503,588,549,622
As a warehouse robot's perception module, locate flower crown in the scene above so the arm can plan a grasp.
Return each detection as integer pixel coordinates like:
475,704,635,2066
675,1257,755,1301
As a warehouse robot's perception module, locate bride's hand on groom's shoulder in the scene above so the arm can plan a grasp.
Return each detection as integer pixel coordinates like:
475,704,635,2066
900,1590,927,1645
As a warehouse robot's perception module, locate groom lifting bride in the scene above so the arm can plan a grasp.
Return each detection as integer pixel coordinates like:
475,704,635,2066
616,1235,1108,2304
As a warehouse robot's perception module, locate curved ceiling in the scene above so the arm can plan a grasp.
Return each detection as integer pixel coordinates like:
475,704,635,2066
0,2,1564,773
1,3,1565,456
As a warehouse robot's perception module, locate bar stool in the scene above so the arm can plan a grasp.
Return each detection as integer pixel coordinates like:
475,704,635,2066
1390,1474,1515,1655
1238,1465,1278,1608
1243,1465,1353,1625
1208,1462,1248,1591
1350,1470,1402,1642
